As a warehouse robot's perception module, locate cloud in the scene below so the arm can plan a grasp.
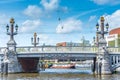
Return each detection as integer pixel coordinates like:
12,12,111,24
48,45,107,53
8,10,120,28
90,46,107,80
88,15,97,22
40,0,59,11
104,10,120,29
0,14,10,33
91,0,120,5
20,20,42,32
37,34,57,45
56,18,82,34
0,14,9,25
23,5,42,18
40,0,68,13
74,8,103,19
38,34,48,41
23,0,68,18
0,34,8,47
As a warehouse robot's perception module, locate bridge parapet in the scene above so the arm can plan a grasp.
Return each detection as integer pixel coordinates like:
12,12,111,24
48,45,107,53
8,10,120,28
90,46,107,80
108,47,120,53
1,47,120,54
16,46,98,53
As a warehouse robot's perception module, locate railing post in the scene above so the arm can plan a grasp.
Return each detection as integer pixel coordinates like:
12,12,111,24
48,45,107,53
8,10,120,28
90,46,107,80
113,56,115,65
116,56,118,64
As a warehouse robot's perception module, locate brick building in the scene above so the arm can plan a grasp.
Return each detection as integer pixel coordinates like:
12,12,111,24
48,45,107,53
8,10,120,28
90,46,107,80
56,42,66,46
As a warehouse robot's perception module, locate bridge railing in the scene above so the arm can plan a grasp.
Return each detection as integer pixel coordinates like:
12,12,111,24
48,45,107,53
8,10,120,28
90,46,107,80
1,46,120,53
16,46,98,53
108,47,120,53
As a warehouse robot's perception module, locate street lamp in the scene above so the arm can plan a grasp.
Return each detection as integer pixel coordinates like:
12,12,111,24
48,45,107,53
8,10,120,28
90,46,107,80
6,24,9,32
96,16,109,39
106,23,109,31
6,18,18,51
31,32,39,47
6,18,18,39
96,23,99,31
15,24,18,32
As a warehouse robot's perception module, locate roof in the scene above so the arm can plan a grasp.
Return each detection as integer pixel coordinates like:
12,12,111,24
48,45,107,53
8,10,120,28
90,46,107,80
109,27,120,35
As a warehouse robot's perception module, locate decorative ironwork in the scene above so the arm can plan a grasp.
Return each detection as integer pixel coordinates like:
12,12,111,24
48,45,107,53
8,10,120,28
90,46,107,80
6,18,18,41
96,16,109,39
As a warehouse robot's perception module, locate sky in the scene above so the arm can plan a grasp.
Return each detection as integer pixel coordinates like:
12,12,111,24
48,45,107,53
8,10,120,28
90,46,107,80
0,0,120,47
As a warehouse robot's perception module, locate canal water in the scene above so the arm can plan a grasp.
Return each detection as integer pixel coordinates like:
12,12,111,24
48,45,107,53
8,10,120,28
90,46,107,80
0,69,120,80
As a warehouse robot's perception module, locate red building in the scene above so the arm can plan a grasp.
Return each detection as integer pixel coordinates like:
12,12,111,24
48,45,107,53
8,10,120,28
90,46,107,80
56,42,66,46
109,27,120,35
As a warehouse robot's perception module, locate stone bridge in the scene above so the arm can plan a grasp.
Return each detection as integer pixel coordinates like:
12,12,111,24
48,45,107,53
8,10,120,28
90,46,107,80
0,46,120,73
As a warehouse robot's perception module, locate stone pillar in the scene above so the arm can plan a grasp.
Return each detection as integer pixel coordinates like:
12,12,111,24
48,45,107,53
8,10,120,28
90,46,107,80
97,38,111,74
95,16,112,75
5,18,22,73
113,56,116,65
7,40,16,52
116,56,118,64
3,49,22,73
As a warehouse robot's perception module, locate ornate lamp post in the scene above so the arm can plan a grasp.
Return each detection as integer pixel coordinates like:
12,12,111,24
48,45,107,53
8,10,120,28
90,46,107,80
96,16,109,47
6,18,18,51
4,18,22,73
31,32,39,47
95,16,111,75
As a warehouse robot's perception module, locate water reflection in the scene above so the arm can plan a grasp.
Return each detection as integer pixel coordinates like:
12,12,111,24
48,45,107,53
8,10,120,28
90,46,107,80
0,69,120,80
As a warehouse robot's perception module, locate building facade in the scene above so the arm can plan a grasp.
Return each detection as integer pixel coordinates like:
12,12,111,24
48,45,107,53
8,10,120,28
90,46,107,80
106,28,120,47
56,41,91,47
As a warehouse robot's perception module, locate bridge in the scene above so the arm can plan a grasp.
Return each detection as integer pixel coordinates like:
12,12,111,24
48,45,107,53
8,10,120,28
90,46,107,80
16,46,97,59
0,17,120,75
1,46,120,73
14,46,120,72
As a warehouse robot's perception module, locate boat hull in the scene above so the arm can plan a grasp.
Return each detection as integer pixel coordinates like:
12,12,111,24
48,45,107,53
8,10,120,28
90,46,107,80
51,64,75,69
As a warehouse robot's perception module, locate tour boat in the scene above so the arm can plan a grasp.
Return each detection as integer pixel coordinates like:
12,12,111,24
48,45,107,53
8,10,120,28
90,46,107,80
50,63,75,69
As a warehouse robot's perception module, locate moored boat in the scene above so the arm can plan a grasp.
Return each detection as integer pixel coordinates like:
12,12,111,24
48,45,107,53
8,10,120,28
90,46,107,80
51,63,75,69
75,64,91,69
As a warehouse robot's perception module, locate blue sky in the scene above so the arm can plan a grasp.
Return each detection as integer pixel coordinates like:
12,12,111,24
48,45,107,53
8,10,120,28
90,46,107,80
0,0,120,47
